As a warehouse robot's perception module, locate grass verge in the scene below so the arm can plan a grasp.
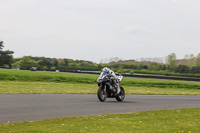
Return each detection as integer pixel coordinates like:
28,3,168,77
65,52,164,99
0,108,199,133
0,81,200,95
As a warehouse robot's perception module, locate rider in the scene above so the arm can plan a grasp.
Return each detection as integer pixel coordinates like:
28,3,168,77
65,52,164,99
102,67,120,94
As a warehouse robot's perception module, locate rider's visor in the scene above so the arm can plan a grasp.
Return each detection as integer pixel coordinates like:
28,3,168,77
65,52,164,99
103,72,108,75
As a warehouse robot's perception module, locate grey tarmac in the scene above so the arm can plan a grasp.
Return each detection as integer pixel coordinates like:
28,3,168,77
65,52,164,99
0,94,199,123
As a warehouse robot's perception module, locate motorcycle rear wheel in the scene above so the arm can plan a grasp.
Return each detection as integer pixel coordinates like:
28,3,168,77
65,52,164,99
97,87,108,102
115,86,125,101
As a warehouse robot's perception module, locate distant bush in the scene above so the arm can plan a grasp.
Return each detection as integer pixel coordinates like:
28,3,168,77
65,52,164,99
117,69,132,74
51,67,56,70
130,70,134,74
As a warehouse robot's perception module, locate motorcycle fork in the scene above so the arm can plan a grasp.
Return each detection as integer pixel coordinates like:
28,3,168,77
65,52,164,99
104,84,106,91
100,83,106,88
100,83,102,88
102,84,106,91
100,83,106,91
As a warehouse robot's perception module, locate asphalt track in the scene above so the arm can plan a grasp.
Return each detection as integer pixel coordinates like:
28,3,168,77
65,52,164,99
0,94,199,123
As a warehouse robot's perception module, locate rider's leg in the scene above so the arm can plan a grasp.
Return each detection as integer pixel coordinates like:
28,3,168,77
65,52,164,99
113,79,120,94
116,83,120,94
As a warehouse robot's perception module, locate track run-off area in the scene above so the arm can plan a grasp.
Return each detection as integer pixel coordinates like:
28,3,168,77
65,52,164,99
0,94,199,123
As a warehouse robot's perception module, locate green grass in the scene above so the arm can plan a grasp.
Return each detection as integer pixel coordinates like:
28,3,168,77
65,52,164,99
1,69,200,89
0,69,199,132
0,81,200,95
0,69,97,84
0,69,200,95
0,108,199,133
0,81,96,94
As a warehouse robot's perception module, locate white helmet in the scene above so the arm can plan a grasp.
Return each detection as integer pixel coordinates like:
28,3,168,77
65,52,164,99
102,67,110,73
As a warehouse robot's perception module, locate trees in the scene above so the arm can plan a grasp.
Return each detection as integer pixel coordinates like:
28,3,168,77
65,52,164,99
19,56,37,68
166,53,176,71
0,41,3,49
182,54,196,67
196,53,200,67
175,65,190,73
0,41,14,66
12,56,100,70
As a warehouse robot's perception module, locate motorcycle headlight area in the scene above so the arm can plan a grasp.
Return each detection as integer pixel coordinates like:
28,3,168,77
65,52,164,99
98,79,103,83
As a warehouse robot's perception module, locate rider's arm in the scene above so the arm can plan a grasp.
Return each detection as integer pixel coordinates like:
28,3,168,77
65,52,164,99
109,70,117,79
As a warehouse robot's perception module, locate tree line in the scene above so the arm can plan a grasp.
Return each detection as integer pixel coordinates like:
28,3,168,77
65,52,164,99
107,53,200,74
13,56,101,71
1,40,200,74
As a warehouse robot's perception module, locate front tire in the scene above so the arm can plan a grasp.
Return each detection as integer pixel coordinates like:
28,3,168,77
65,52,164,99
115,86,125,101
97,87,108,102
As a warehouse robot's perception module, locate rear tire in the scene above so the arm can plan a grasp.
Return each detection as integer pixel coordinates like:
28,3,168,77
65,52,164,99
97,87,108,102
115,86,125,102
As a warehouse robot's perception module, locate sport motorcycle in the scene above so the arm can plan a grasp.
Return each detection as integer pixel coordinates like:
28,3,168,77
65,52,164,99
97,72,125,102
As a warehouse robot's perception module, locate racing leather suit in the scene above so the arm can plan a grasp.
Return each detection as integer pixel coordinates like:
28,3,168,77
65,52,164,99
106,70,120,94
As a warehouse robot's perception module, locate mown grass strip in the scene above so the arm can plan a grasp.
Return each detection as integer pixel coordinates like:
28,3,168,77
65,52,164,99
0,108,199,133
0,81,200,95
1,69,200,90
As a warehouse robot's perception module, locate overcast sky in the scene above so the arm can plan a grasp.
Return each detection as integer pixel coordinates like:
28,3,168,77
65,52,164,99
0,0,200,63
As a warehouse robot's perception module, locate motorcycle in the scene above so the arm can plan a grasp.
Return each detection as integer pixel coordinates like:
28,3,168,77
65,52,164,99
97,72,125,102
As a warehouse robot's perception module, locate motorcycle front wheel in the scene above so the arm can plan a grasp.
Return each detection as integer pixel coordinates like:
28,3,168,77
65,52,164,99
97,87,108,102
115,86,125,102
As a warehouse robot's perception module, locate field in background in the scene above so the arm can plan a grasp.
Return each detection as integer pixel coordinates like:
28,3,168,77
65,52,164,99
0,108,199,133
0,69,200,95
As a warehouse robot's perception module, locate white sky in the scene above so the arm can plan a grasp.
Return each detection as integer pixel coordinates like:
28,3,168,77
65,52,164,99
0,0,200,63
